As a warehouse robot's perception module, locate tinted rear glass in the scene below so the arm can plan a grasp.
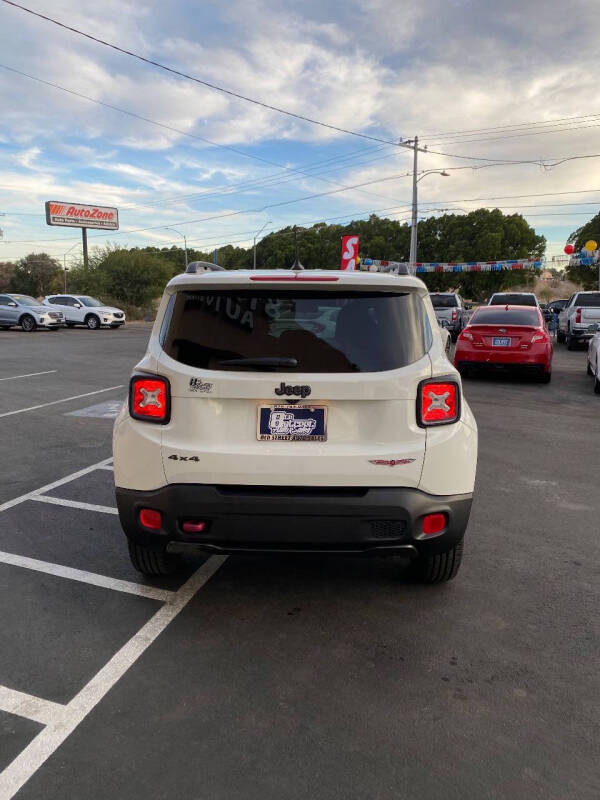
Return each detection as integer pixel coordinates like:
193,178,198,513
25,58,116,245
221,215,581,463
576,293,600,307
471,308,540,326
430,294,458,308
489,294,536,306
161,290,428,372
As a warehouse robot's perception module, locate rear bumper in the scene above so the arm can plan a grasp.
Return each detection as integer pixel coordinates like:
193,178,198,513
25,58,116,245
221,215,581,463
115,484,473,557
455,348,550,371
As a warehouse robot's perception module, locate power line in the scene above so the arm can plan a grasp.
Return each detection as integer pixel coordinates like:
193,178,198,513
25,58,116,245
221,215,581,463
0,0,404,147
424,121,600,148
421,112,600,140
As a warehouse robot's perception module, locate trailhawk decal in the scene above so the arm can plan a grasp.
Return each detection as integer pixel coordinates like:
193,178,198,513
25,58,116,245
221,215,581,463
369,459,416,467
189,378,214,393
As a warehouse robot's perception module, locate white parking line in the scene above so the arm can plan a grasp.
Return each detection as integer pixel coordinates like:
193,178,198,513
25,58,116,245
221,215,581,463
0,385,124,419
96,465,114,471
0,686,65,727
30,495,118,515
0,370,58,382
0,457,112,514
0,551,174,602
0,556,227,800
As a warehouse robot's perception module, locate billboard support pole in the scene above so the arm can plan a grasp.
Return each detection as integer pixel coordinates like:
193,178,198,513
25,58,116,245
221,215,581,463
82,227,88,269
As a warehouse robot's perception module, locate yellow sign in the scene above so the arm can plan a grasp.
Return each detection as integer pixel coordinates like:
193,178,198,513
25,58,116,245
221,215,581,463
585,239,597,252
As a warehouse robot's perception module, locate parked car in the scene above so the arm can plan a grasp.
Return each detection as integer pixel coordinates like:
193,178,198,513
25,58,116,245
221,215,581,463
0,293,64,331
43,295,126,329
429,292,469,341
455,304,553,382
113,264,478,583
586,323,600,394
557,291,600,349
487,292,539,307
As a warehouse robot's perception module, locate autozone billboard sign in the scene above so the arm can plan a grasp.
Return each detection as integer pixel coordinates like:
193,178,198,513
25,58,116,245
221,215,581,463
45,201,119,230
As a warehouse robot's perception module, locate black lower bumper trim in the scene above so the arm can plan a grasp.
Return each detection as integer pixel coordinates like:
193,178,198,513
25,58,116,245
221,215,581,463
116,484,473,557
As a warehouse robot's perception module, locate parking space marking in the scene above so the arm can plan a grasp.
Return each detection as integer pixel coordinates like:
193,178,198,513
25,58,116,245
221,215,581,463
0,457,112,514
0,551,174,602
0,686,64,728
30,495,118,515
0,385,124,419
96,465,114,471
0,556,227,800
0,371,58,382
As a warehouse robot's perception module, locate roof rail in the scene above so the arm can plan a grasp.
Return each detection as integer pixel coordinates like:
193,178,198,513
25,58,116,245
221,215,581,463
185,261,226,274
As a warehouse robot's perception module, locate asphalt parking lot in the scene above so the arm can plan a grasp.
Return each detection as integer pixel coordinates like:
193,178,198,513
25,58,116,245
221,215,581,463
0,325,598,800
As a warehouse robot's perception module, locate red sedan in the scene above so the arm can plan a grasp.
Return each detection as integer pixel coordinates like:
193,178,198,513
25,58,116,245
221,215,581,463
454,305,553,383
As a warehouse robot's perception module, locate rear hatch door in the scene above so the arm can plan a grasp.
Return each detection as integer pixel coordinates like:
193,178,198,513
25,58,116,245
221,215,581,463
157,282,432,487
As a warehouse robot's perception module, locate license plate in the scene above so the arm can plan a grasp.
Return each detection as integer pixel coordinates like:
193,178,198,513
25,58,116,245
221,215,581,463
257,405,327,441
492,337,511,347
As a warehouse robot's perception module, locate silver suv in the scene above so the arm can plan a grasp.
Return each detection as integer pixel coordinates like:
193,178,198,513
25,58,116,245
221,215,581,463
0,294,64,331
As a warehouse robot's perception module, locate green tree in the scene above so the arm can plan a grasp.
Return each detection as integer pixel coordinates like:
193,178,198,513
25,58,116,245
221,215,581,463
566,211,600,288
0,261,15,292
9,253,62,297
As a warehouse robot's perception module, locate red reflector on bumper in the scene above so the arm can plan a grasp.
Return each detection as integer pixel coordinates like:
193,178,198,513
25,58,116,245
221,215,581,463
422,513,447,535
182,521,206,533
139,508,162,530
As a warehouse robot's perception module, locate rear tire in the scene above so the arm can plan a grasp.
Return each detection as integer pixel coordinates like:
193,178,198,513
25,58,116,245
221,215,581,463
557,329,566,344
587,361,594,376
594,372,600,395
85,314,100,330
128,540,181,576
20,314,36,332
412,540,464,583
567,327,576,350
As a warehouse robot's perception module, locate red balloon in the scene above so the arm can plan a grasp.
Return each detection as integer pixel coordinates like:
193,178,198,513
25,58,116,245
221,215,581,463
564,244,574,254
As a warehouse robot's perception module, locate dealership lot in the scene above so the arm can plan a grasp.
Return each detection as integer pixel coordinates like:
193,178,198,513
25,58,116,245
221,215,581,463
0,327,598,799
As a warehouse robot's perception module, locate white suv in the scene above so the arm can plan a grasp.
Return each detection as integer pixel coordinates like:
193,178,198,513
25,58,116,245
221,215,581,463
113,265,478,583
43,295,126,329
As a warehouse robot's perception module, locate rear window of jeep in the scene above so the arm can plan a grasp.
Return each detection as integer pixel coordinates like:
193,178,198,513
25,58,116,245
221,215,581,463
160,289,429,372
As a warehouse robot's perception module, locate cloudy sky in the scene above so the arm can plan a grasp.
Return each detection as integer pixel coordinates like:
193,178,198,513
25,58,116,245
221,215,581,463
1,0,599,265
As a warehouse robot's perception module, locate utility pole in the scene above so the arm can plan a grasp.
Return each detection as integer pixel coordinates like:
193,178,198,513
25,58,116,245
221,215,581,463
409,136,419,270
82,228,88,269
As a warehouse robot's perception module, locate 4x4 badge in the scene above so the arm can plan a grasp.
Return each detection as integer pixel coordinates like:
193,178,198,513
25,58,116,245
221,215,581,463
274,382,311,398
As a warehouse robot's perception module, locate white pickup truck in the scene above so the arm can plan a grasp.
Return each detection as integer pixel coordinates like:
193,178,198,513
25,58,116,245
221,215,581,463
557,291,600,349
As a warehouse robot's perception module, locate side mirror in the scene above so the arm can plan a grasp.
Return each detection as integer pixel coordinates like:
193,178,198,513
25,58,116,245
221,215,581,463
8,301,17,307
74,303,82,308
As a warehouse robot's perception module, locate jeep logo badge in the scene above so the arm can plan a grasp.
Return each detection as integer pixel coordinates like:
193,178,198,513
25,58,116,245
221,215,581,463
274,382,311,398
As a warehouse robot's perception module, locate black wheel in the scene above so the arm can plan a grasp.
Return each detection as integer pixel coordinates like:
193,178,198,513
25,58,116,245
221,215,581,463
20,314,36,332
85,314,100,330
451,330,459,343
65,322,76,328
412,540,464,583
594,371,600,395
557,329,566,344
566,327,576,350
539,371,552,384
587,361,594,376
128,540,181,576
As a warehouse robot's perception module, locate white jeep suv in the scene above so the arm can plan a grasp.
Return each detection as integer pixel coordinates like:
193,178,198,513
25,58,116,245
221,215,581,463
43,295,126,329
113,264,478,583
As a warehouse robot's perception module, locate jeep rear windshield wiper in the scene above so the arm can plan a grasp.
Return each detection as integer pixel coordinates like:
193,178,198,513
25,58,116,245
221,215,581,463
218,357,299,369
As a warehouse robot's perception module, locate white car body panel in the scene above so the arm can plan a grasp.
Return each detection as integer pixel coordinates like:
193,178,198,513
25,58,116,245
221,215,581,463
587,331,600,376
114,270,477,496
